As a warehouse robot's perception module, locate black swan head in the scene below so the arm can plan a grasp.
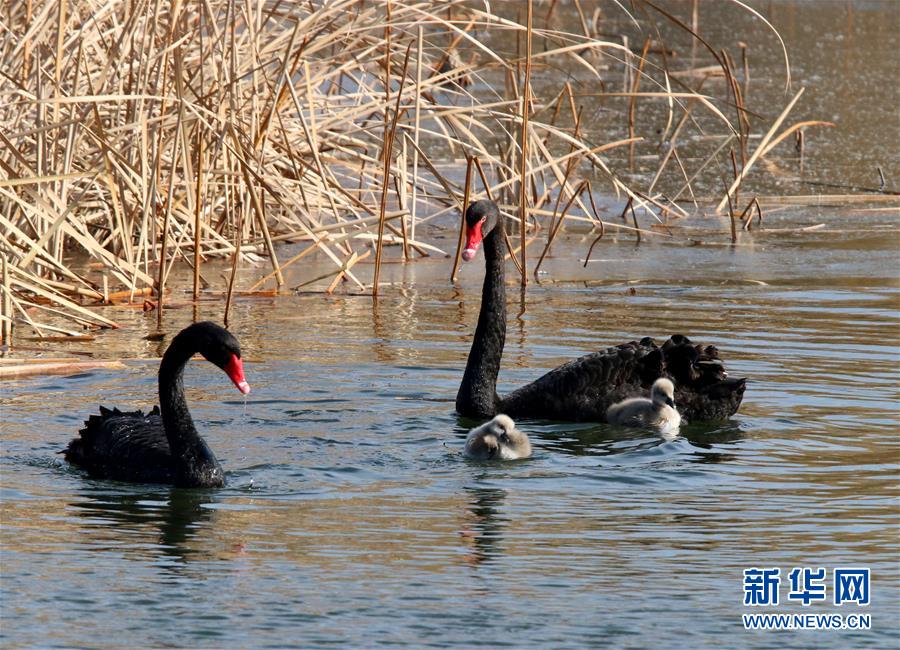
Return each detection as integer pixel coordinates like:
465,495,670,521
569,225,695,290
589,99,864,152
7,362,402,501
170,322,250,395
462,200,502,261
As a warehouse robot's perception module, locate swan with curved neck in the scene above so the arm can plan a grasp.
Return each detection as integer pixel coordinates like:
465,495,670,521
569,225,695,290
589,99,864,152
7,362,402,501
455,199,746,423
64,322,249,487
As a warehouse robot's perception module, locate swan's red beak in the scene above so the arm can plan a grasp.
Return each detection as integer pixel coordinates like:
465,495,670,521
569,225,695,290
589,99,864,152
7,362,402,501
223,354,251,394
461,220,484,261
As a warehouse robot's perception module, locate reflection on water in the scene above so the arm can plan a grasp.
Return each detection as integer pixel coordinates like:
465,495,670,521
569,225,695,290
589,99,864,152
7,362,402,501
533,419,744,463
528,0,900,197
69,488,217,569
460,486,508,568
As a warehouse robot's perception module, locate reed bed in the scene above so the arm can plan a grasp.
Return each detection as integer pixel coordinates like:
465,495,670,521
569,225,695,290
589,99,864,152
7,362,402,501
0,0,828,341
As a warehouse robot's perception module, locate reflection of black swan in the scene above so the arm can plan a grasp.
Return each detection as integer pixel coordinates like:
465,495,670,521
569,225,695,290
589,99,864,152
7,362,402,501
64,322,250,487
456,200,746,423
461,486,508,567
71,489,214,563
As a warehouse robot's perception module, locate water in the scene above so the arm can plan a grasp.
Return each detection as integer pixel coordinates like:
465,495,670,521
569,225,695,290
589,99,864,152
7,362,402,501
520,0,900,197
2,2,900,648
2,203,897,647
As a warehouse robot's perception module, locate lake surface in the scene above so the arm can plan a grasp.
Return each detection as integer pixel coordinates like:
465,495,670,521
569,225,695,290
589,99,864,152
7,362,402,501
2,1,899,648
2,203,898,648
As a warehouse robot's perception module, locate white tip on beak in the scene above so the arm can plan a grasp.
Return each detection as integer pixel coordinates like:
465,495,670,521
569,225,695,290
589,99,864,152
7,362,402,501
462,248,477,261
237,381,251,394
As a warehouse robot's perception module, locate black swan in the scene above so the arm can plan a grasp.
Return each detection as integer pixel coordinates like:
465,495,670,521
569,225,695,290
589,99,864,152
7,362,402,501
606,377,681,433
64,322,250,487
455,199,746,423
464,414,532,460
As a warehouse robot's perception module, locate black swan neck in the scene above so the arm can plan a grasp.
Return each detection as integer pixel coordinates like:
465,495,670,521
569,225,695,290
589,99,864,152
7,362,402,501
158,335,223,486
457,222,506,418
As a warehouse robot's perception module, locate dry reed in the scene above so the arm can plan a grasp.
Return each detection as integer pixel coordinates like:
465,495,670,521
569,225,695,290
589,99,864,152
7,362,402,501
0,0,819,341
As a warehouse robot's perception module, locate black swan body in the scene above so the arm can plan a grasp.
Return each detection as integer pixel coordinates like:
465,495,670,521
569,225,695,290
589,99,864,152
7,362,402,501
455,200,746,423
64,322,250,487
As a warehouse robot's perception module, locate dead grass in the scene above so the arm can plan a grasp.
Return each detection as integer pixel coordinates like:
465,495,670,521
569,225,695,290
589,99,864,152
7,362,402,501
0,0,825,341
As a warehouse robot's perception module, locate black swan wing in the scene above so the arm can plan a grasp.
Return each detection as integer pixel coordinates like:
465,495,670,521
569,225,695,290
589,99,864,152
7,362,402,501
499,335,746,422
64,406,178,484
499,340,665,421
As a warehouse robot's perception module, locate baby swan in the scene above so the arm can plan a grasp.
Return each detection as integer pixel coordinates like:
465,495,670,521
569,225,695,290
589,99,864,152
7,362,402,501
464,414,532,460
606,377,682,434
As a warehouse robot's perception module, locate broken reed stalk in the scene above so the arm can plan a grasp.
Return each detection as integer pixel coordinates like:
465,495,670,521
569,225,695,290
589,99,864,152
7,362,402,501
629,200,641,243
717,88,806,213
373,2,394,300
610,196,637,241
534,180,587,278
628,37,652,168
295,249,372,292
327,249,370,294
721,49,749,167
373,41,412,298
473,156,493,201
752,198,764,228
723,175,737,243
533,143,583,278
730,148,740,214
472,155,523,277
584,181,604,227
451,155,475,283
517,0,534,288
410,26,424,246
740,197,763,230
582,184,607,267
383,0,392,144
736,198,753,230
1,254,10,344
582,230,607,267
223,202,242,329
156,102,184,331
740,42,751,96
394,166,411,261
235,145,284,288
193,125,204,302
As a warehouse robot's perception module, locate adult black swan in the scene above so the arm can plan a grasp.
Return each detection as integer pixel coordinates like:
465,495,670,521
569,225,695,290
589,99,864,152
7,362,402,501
64,322,250,487
455,200,746,423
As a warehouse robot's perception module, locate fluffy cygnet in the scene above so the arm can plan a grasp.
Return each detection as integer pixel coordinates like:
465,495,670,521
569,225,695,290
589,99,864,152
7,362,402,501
605,377,682,434
463,414,532,460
